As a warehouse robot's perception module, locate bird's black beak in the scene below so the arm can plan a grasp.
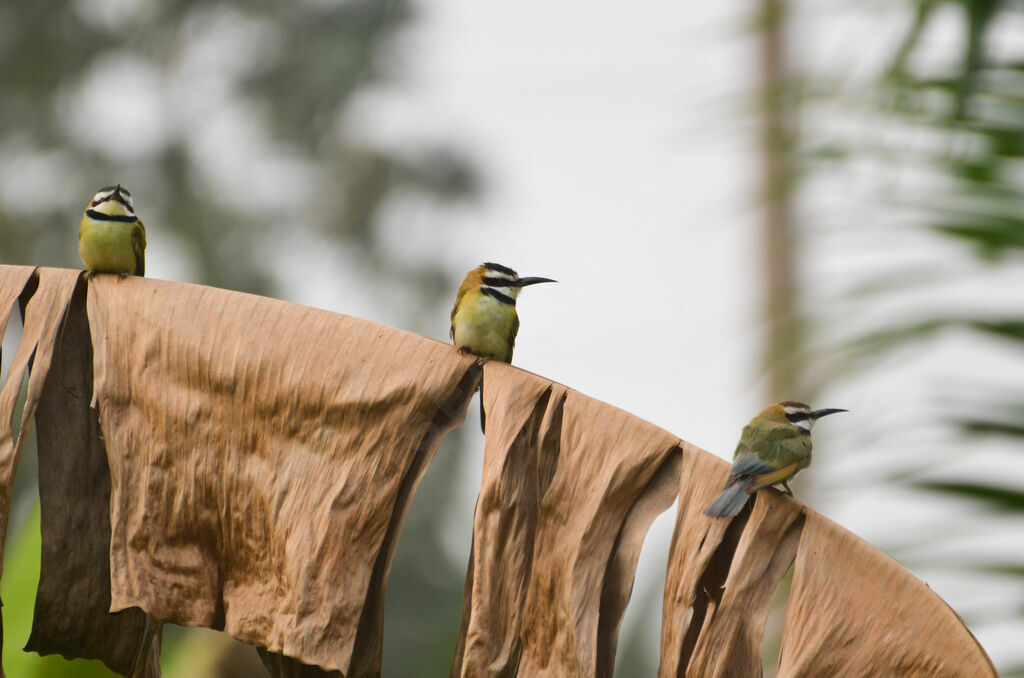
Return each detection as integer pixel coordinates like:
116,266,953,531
810,408,847,420
512,276,557,287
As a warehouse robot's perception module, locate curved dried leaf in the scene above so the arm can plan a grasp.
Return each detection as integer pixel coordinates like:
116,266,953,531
0,264,36,678
0,267,79,562
28,278,156,676
84,274,479,675
452,362,681,677
0,266,996,677
0,265,35,345
686,482,803,676
659,448,995,677
658,447,802,677
776,510,997,677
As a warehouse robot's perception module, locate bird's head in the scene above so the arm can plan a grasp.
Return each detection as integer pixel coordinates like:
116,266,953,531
474,262,556,303
772,401,848,432
86,184,136,219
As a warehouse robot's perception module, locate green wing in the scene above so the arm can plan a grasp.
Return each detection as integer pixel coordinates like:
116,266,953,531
132,220,147,277
504,312,519,363
729,424,811,481
450,278,473,341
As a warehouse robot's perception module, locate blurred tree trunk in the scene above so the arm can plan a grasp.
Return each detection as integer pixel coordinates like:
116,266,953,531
758,0,798,401
756,2,796,673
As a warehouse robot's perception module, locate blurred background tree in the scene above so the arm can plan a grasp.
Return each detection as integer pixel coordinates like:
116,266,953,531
0,0,481,675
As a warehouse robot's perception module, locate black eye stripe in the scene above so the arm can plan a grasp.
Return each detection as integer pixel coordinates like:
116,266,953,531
786,412,810,422
482,276,516,287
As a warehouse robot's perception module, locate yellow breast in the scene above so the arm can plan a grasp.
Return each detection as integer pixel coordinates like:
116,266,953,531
78,216,143,275
451,289,518,362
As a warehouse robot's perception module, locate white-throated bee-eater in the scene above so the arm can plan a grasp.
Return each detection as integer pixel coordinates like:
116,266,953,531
703,401,847,518
78,184,146,278
450,262,556,430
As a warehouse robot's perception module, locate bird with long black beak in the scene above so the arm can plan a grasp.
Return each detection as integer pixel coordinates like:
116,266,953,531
450,262,556,430
704,401,847,518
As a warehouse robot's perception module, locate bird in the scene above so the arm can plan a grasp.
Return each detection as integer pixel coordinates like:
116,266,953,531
78,184,146,279
703,401,847,518
450,262,556,430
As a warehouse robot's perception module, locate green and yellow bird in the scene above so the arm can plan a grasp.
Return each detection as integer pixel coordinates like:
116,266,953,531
78,184,146,278
450,262,556,429
450,262,555,362
704,401,846,518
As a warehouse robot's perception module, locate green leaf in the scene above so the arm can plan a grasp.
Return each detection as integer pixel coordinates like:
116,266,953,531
916,482,1024,512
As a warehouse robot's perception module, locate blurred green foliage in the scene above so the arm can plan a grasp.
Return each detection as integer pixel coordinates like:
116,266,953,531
796,0,1024,673
2,505,119,678
864,2,1024,505
0,0,476,294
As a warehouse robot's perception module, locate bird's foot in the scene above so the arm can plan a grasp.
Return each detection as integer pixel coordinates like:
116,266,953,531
457,346,484,360
117,272,129,281
85,270,97,280
782,481,794,497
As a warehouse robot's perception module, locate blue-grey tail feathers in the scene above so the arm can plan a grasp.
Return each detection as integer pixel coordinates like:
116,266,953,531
703,479,750,518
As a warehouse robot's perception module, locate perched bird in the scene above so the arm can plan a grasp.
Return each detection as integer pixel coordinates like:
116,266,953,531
450,262,556,429
78,184,146,278
703,401,847,518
